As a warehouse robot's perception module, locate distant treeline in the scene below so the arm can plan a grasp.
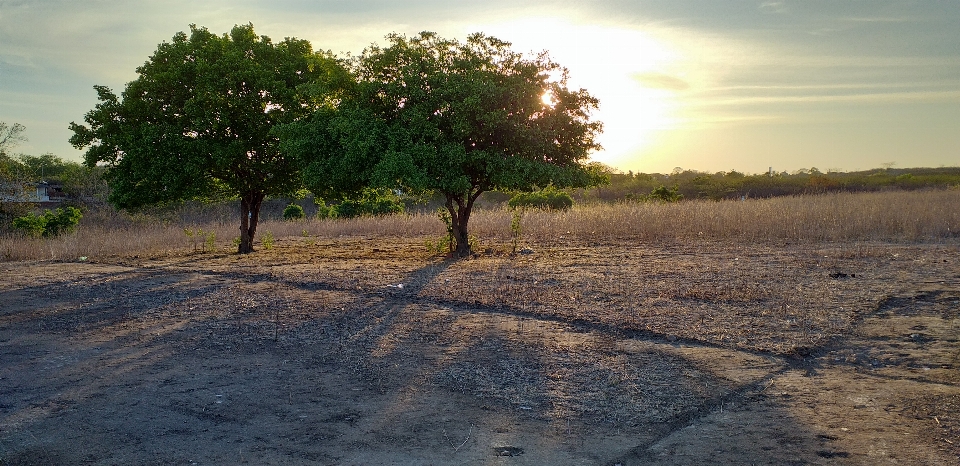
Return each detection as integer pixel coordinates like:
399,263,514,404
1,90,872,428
573,166,960,203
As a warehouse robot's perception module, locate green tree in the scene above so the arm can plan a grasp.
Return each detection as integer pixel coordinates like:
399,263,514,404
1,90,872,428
69,24,348,253
16,153,84,181
284,32,603,257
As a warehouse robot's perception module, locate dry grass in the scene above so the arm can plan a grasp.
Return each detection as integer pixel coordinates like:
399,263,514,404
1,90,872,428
521,189,960,243
2,189,958,262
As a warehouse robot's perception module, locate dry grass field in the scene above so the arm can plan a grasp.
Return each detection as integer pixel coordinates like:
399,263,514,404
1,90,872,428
1,190,959,464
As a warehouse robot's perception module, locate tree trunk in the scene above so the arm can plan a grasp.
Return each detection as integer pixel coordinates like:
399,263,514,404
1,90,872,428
238,191,265,254
445,190,482,258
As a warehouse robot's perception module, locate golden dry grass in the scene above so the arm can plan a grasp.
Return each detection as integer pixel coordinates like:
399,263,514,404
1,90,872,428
1,189,958,262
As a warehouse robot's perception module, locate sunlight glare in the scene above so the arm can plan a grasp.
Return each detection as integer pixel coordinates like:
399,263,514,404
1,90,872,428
473,17,687,171
541,90,555,107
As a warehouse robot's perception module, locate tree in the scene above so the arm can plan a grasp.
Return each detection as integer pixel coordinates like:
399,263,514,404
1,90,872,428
0,122,30,217
70,24,348,253
17,153,73,180
284,32,603,257
0,122,27,158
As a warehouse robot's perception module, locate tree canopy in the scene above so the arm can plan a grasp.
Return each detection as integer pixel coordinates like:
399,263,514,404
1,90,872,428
283,31,603,256
70,24,349,253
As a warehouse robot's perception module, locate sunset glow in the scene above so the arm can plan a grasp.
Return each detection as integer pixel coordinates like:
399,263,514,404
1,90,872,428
1,1,958,174
477,17,686,169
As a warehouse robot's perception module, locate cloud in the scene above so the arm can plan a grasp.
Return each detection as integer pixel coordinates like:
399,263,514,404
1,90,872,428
759,2,787,13
844,16,918,24
632,72,690,91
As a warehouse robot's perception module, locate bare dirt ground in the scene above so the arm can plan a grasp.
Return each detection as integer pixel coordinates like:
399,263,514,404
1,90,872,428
1,236,958,465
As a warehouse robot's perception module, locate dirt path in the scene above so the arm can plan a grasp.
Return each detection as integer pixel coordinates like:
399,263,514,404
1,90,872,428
1,239,958,464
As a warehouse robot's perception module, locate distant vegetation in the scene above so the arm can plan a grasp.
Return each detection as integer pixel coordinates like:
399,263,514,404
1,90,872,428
508,186,574,211
577,166,960,203
3,189,958,262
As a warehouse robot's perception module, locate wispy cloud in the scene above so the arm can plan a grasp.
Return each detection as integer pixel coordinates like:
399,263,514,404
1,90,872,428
759,1,787,13
632,72,690,91
689,90,960,108
844,16,919,24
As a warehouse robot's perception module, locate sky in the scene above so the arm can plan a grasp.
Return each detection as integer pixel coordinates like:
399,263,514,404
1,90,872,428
1,0,958,175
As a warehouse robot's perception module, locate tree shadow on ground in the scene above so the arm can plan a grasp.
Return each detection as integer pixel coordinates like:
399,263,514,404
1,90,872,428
0,251,956,464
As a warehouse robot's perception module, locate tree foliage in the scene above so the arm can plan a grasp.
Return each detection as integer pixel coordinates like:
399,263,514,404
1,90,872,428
283,31,603,256
69,24,349,253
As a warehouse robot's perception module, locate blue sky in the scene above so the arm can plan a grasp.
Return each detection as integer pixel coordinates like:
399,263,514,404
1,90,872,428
1,0,958,174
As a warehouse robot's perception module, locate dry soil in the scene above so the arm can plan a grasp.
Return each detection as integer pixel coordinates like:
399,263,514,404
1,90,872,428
1,237,958,465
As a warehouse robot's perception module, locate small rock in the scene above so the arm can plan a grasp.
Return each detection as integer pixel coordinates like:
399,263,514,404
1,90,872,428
519,248,534,255
493,446,524,457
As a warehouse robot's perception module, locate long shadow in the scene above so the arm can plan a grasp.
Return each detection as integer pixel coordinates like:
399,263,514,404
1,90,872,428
2,255,950,464
240,258,846,464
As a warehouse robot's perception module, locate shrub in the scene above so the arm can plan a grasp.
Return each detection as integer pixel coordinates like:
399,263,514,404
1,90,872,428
648,185,683,203
324,189,405,219
261,231,274,250
314,197,336,219
508,186,574,211
282,203,305,220
12,213,47,238
13,206,82,237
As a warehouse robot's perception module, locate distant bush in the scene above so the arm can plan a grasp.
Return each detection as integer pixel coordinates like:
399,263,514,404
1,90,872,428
313,197,335,219
582,166,960,203
13,206,82,237
508,186,573,211
282,203,305,220
648,185,683,203
318,189,405,219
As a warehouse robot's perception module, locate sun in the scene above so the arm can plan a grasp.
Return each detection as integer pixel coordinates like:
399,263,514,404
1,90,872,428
473,16,685,170
540,90,555,107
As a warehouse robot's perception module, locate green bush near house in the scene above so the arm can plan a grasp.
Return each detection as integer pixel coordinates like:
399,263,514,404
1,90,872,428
13,206,83,238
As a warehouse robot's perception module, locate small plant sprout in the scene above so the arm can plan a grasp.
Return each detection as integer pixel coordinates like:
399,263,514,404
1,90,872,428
184,227,200,252
510,207,524,254
204,230,216,252
261,231,274,250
